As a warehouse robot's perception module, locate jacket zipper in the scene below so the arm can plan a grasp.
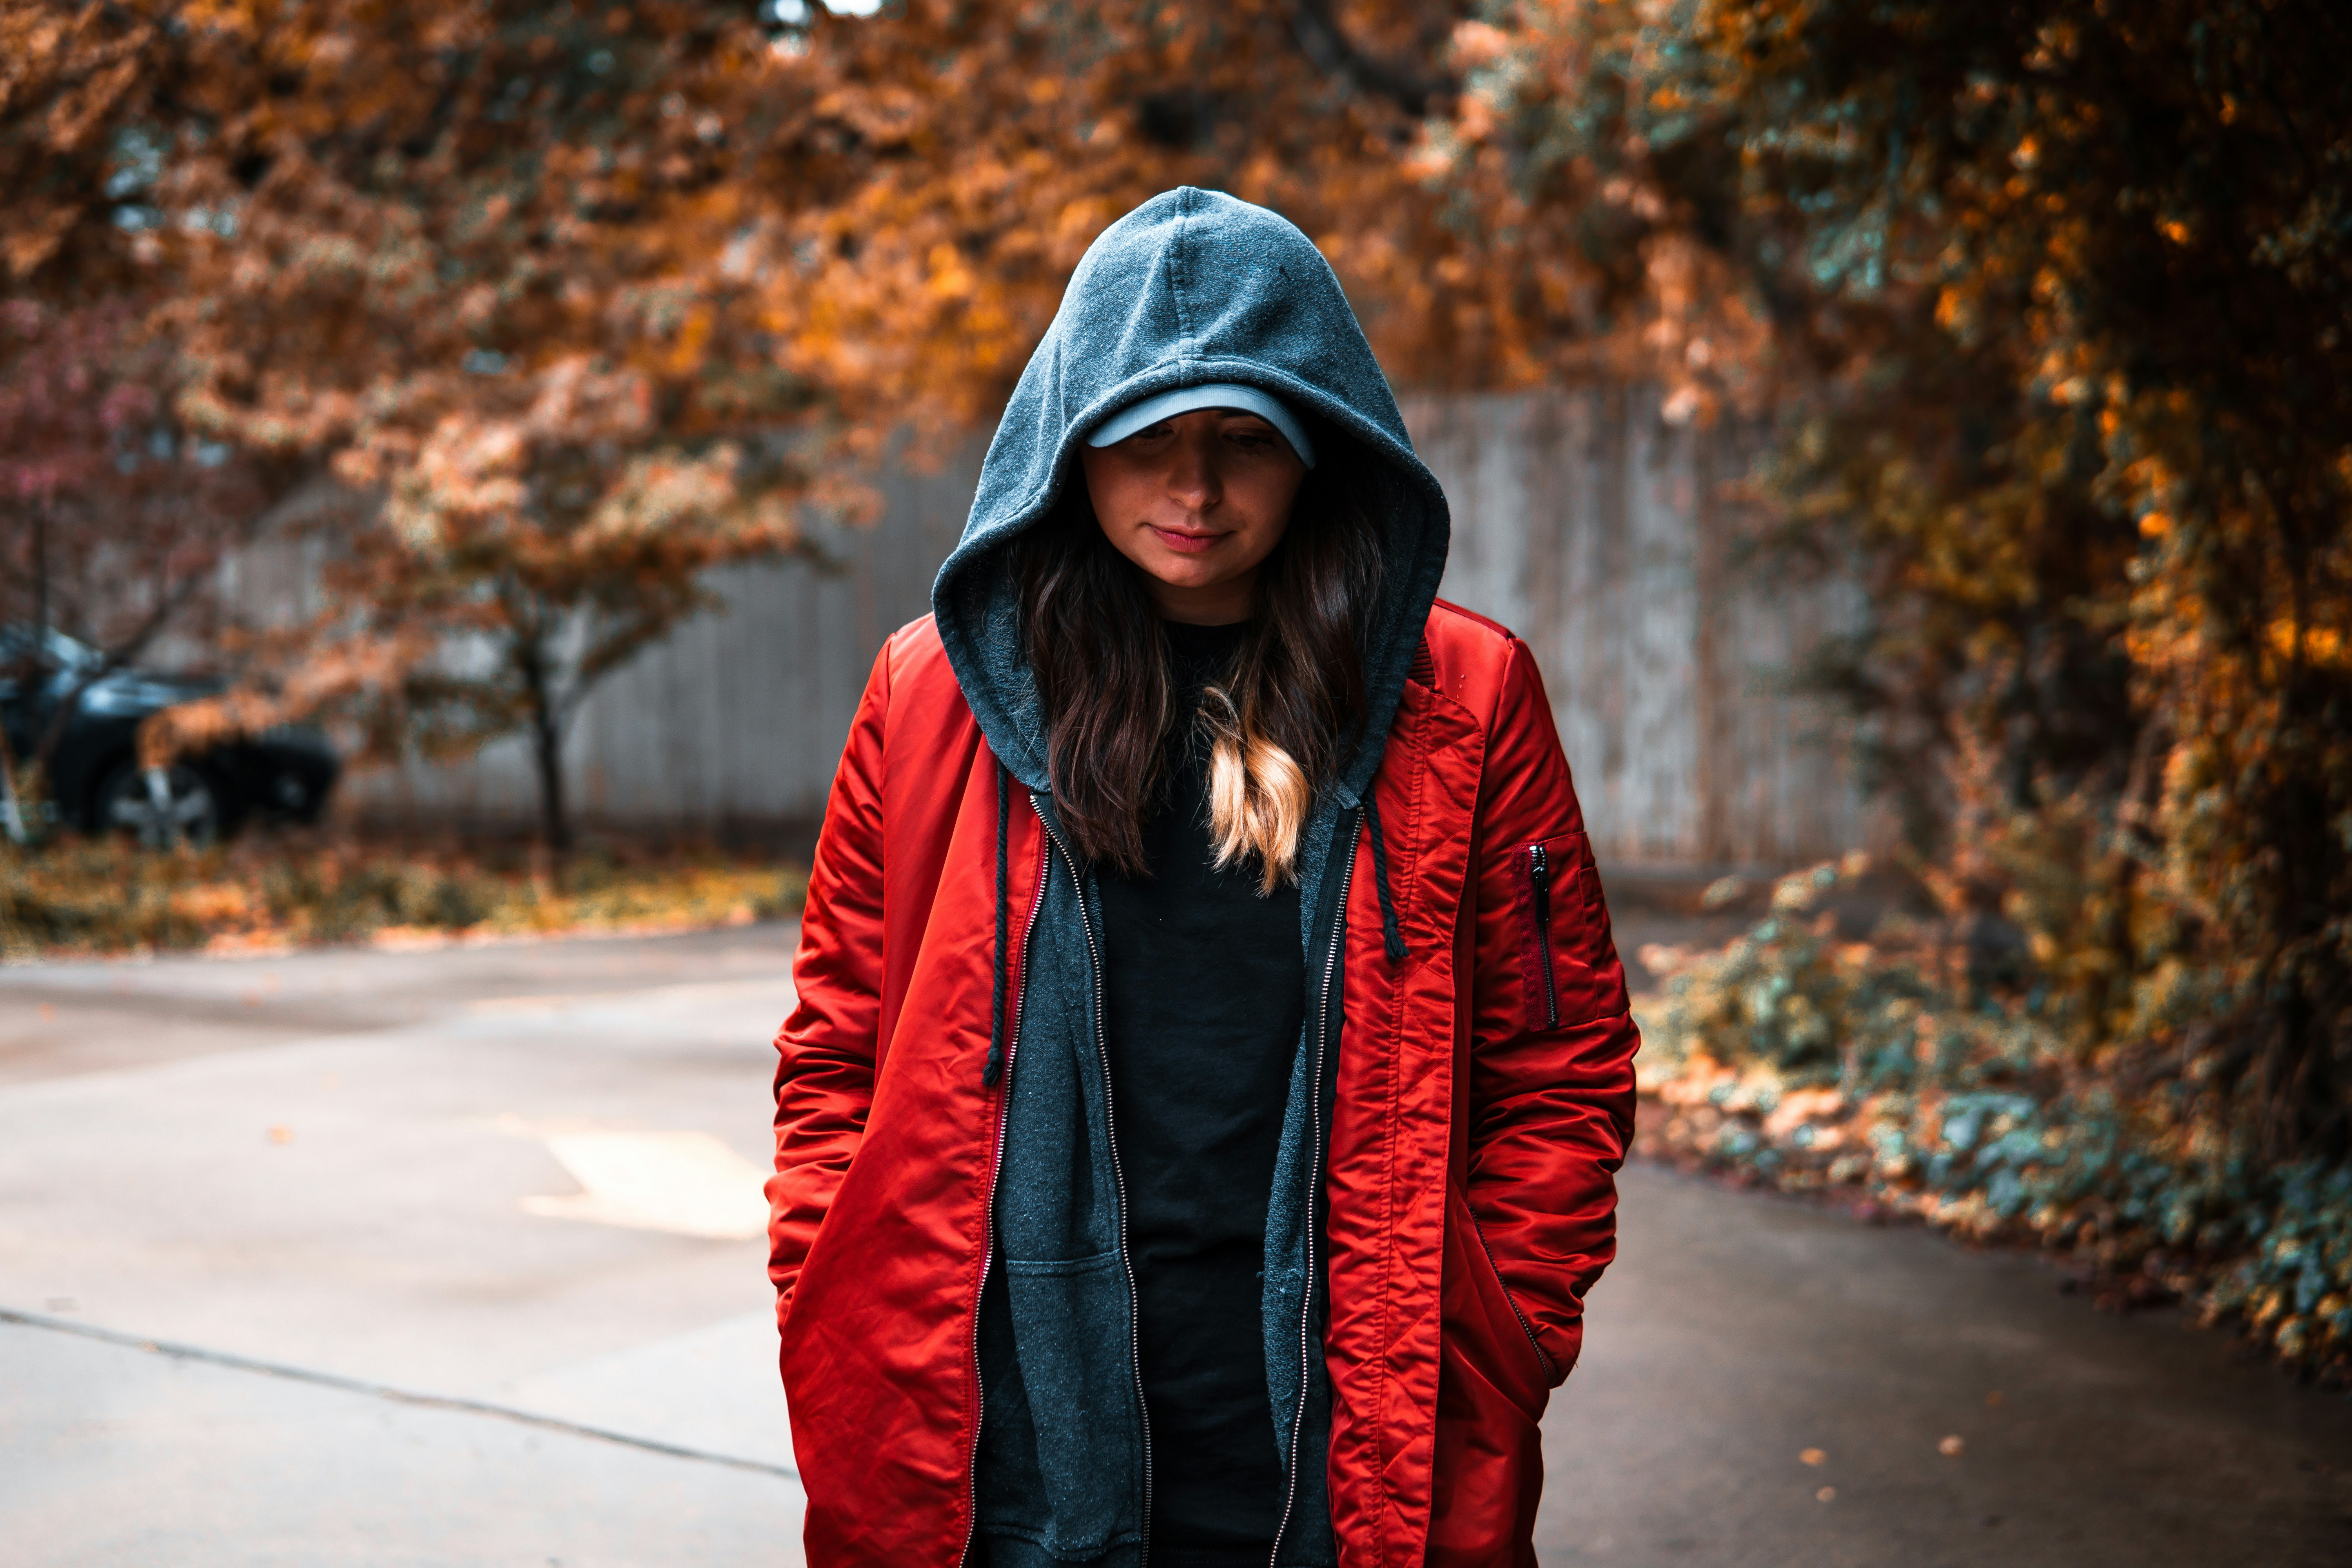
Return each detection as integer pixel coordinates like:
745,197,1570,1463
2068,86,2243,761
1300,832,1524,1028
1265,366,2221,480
1467,1208,1557,1383
1268,807,1362,1568
1526,843,1560,1029
959,829,1050,1568
1033,799,1154,1564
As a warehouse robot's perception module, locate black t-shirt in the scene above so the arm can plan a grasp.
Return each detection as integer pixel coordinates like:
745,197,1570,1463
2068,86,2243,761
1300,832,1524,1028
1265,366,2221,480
1096,618,1304,1565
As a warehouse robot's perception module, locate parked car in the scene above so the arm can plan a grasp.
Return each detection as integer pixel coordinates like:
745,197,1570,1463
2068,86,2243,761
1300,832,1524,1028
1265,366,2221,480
0,627,339,846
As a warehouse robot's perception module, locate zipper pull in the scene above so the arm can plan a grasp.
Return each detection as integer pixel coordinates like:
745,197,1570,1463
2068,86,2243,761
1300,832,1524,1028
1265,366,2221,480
1526,842,1563,1029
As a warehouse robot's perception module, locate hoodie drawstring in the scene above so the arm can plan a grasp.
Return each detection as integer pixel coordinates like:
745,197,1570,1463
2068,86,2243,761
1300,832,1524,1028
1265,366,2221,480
1358,794,1407,965
983,761,1011,1087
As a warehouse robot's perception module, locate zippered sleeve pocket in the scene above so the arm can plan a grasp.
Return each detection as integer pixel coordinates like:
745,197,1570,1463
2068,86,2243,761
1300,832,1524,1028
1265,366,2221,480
1509,831,1626,1031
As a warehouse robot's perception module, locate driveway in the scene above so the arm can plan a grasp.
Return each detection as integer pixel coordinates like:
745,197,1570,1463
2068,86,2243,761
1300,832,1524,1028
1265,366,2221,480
2,924,2346,1565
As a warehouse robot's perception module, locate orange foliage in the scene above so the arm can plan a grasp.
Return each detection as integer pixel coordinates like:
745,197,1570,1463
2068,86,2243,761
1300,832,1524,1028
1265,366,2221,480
3,2,1720,479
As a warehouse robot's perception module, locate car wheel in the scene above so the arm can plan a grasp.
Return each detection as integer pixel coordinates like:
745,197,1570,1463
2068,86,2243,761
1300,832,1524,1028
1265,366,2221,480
96,762,222,849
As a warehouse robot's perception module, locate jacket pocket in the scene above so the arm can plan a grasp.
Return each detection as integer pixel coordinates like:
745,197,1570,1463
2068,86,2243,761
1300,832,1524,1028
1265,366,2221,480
1441,1185,1554,1408
1431,1187,1551,1565
1509,831,1626,1031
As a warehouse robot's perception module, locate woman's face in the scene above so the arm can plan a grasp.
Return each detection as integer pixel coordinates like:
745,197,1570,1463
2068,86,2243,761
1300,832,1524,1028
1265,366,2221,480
1079,408,1308,624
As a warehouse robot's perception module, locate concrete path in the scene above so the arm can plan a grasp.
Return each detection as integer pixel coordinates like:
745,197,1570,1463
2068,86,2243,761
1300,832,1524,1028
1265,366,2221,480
1,929,806,1566
1541,1167,2352,1566
2,924,2348,1565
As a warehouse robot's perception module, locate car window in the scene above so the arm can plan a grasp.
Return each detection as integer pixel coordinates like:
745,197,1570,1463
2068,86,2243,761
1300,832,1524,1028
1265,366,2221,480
0,625,103,673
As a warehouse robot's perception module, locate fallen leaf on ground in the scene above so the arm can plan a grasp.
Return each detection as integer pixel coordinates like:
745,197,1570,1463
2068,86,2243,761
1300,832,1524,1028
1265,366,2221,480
1939,1435,1966,1456
1816,1486,1837,1502
1800,1448,1826,1466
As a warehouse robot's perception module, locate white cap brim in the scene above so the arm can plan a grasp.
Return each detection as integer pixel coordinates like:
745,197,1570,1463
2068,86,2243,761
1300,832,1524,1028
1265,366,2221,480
1084,383,1316,468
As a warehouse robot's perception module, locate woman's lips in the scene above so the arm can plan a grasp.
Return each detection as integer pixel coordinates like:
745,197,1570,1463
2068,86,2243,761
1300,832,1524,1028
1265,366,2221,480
1149,525,1227,554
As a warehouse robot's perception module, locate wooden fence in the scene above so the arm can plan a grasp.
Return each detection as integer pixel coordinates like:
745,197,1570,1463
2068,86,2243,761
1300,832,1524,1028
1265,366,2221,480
344,388,1874,872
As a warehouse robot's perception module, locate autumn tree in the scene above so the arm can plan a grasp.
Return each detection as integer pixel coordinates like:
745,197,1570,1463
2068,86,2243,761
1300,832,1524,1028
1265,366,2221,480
4,0,826,850
1417,0,2352,1157
330,382,806,853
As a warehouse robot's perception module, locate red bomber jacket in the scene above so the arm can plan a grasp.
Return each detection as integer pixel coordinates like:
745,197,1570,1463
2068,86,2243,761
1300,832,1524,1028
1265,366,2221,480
768,599,1639,1567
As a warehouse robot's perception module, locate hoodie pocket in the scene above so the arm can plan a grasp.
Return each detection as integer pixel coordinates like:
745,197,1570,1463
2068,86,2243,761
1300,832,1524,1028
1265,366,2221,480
985,1252,1143,1556
1510,831,1624,1031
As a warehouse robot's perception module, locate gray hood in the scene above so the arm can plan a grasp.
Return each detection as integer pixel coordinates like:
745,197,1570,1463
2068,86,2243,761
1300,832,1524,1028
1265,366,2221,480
931,185,1450,799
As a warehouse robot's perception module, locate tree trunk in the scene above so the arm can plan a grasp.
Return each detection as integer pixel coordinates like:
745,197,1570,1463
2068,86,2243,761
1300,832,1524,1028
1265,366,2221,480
516,632,572,858
530,696,570,858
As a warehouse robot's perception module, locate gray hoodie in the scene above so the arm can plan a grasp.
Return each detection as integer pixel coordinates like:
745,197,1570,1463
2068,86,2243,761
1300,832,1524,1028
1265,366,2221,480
931,187,1450,1567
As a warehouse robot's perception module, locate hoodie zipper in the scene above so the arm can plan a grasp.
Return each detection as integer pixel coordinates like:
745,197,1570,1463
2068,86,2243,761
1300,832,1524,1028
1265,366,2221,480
1032,798,1154,1563
960,830,1050,1568
1526,843,1560,1029
1268,807,1362,1568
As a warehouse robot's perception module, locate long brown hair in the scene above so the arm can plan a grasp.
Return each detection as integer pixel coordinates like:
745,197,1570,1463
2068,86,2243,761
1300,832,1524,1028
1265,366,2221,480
1015,438,1385,889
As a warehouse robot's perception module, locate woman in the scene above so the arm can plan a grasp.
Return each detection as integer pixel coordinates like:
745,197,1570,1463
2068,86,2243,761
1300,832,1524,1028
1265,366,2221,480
769,188,1638,1568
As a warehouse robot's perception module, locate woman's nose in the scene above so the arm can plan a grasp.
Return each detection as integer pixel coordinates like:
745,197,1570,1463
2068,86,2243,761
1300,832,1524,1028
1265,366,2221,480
1163,430,1222,511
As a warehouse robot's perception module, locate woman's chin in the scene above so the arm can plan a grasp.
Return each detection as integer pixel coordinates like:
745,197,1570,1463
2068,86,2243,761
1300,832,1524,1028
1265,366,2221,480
1138,556,1239,592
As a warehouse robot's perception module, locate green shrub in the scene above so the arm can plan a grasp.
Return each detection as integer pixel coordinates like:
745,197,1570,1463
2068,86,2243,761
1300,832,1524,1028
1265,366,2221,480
1642,860,2352,1384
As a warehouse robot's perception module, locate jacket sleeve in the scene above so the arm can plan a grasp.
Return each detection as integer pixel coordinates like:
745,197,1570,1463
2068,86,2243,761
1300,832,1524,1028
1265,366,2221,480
1461,637,1639,1381
767,639,893,1323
